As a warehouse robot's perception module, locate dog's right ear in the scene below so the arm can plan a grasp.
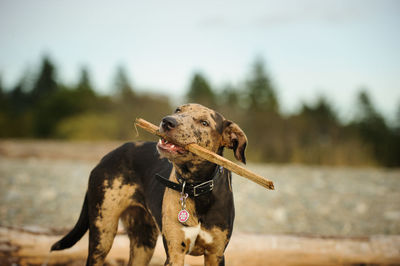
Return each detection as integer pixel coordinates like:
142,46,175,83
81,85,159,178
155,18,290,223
221,120,248,164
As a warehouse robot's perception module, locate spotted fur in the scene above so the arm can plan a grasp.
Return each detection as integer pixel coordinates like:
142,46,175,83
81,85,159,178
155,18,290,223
51,103,247,266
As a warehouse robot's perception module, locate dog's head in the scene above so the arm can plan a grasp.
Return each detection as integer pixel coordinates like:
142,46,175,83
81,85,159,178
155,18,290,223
157,103,247,167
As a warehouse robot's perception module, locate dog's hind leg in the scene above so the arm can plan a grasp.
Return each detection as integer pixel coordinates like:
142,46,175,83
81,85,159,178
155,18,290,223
86,197,121,266
121,206,159,266
86,177,138,265
86,216,119,266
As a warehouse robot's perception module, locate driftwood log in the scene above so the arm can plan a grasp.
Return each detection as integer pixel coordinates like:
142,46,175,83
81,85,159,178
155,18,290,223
135,118,274,190
1,226,399,265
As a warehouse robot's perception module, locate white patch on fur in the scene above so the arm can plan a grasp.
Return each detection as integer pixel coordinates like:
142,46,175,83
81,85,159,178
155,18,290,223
199,228,213,244
181,223,214,253
182,224,201,253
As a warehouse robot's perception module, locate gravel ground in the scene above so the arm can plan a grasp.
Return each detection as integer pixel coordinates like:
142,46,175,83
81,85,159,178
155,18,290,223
1,141,400,236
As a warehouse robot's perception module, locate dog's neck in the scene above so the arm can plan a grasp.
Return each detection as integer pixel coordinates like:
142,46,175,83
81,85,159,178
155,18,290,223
173,161,218,183
173,147,224,183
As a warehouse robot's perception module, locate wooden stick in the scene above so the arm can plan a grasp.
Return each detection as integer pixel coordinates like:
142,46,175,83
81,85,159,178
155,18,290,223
135,118,275,190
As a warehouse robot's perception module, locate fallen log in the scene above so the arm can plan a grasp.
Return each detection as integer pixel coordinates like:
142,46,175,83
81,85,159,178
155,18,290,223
1,226,400,266
135,118,274,190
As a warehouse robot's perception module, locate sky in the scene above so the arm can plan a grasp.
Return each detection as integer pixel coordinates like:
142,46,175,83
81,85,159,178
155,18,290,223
1,0,399,121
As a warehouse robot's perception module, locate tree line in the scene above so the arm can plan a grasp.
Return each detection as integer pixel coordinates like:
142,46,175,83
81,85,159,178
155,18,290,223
1,56,399,167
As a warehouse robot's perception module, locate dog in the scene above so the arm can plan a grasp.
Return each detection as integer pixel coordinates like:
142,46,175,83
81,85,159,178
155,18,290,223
51,103,248,266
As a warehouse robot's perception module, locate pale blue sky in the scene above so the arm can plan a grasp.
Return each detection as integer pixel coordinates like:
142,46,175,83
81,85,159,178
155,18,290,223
1,0,399,120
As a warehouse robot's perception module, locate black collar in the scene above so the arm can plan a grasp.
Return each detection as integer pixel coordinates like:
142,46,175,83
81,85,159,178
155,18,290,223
155,165,223,197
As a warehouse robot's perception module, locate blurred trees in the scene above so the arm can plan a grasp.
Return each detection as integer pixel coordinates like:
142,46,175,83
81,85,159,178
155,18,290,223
182,58,399,167
350,90,400,166
243,59,283,162
1,55,399,167
187,72,216,108
0,56,171,141
246,59,279,113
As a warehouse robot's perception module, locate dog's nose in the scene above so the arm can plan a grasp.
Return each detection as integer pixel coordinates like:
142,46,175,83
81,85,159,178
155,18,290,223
161,116,178,131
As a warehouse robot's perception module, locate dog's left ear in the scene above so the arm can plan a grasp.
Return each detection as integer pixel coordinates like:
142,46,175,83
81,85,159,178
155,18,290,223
222,120,248,164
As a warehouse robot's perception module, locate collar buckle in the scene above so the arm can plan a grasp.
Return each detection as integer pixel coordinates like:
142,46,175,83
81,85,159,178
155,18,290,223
193,180,214,197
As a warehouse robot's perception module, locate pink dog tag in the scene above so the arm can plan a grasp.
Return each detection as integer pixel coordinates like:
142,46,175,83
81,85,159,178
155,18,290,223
178,209,189,223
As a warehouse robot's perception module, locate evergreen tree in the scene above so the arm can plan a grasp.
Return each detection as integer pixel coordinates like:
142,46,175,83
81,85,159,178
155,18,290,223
295,96,340,157
357,91,378,121
75,67,97,110
29,56,72,137
2,76,35,137
0,76,5,111
354,89,395,166
31,56,58,102
221,84,239,107
396,101,400,131
10,83,24,112
246,58,278,113
111,66,137,139
5,68,34,112
301,96,338,125
0,76,8,137
187,72,215,107
394,101,400,165
113,65,135,101
77,67,94,93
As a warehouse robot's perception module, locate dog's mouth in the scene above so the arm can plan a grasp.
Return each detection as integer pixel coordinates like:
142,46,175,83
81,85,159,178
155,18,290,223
157,138,187,155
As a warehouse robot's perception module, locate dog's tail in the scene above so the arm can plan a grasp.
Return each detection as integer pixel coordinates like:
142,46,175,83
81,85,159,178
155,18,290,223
50,192,89,251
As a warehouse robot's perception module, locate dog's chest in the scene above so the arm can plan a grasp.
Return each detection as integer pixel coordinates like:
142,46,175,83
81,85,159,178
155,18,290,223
181,223,213,253
162,187,231,256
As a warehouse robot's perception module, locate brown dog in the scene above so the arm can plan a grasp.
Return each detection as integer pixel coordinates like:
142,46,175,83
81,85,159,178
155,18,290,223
51,103,247,266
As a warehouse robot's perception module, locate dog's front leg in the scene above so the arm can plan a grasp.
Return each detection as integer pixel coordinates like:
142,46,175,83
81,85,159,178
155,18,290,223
162,181,193,266
161,209,192,266
162,234,186,266
204,253,225,266
161,209,188,266
202,227,231,266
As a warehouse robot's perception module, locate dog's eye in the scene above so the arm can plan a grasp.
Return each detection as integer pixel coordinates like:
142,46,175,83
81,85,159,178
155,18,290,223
200,120,209,127
175,108,181,113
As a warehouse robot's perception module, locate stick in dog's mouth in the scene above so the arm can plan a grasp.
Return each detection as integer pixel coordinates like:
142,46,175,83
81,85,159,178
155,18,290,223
135,118,275,190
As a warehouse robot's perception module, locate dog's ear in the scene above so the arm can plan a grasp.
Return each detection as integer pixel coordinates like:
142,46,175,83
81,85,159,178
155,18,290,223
222,120,248,164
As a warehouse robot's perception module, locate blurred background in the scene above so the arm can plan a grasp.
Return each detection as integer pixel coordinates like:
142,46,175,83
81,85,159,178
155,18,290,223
1,0,399,166
1,0,400,242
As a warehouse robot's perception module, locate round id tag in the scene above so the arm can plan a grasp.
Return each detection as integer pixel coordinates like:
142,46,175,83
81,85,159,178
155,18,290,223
178,209,189,223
